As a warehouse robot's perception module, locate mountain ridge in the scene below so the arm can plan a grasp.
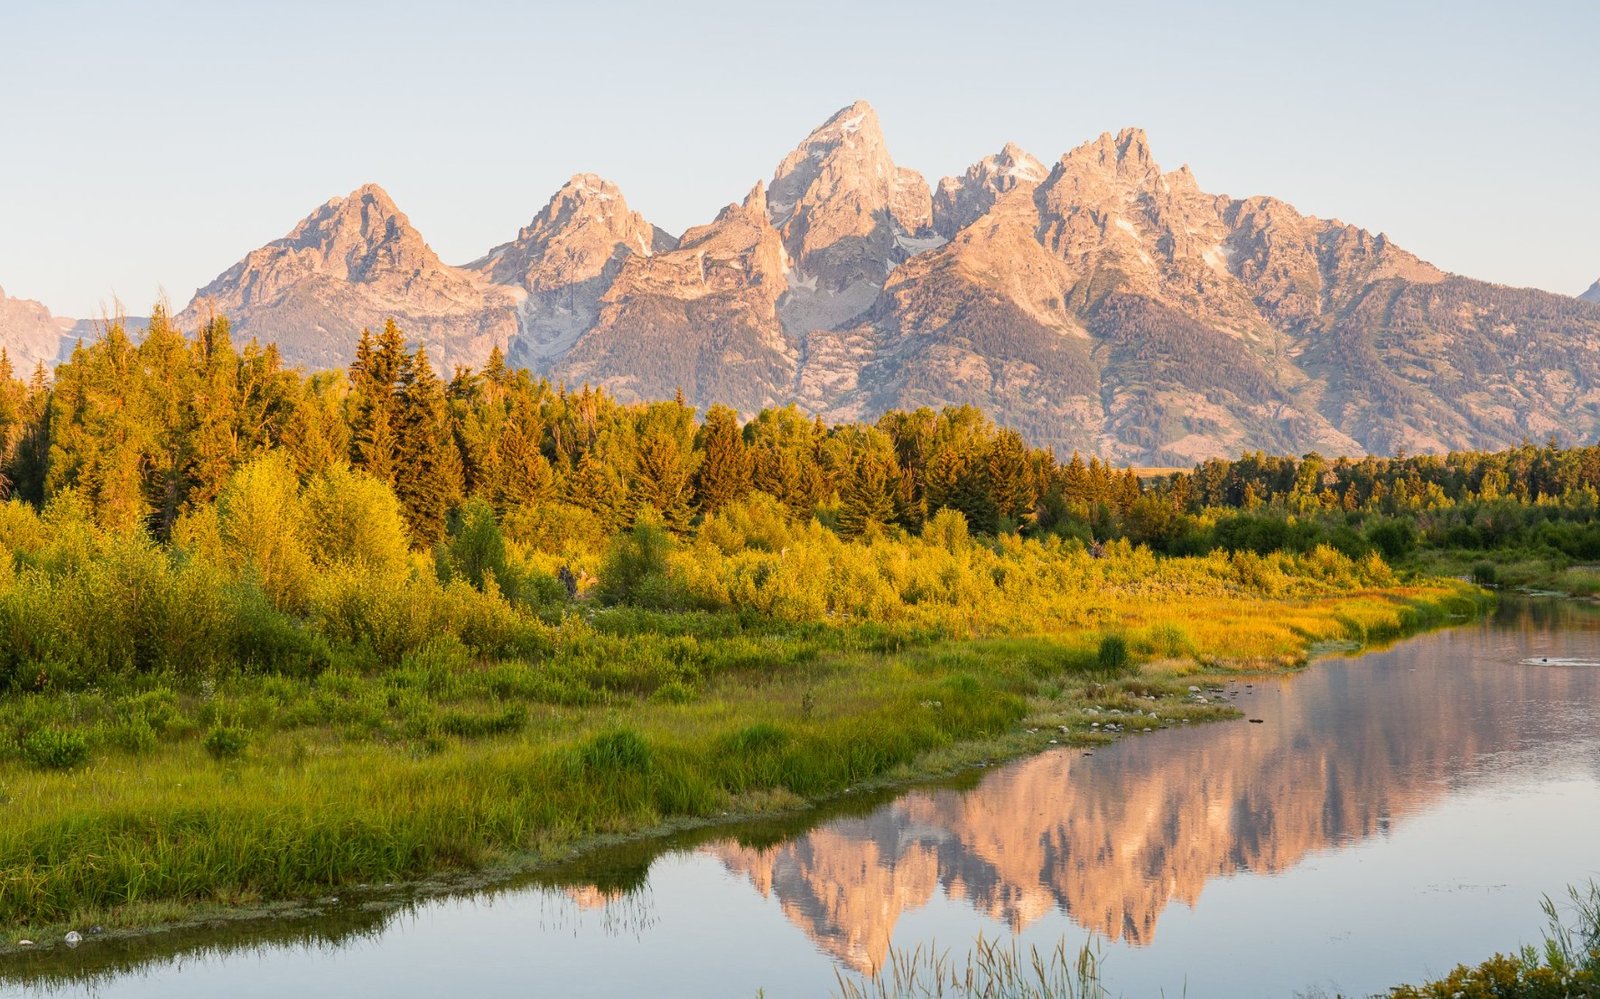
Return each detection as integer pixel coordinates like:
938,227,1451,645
13,100,1600,463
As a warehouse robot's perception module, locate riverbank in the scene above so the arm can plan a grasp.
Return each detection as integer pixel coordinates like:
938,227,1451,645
0,566,1485,953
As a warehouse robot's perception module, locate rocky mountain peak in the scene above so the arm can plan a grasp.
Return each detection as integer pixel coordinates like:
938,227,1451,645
273,182,443,285
1581,278,1600,303
0,285,75,374
471,173,673,293
174,183,518,372
741,180,769,218
766,100,935,329
1061,127,1157,176
996,142,1048,179
934,142,1049,238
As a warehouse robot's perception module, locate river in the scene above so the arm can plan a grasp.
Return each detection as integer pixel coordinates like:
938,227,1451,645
5,599,1599,997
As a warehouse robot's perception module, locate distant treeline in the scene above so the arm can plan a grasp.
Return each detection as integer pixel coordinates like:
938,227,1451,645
1,309,1597,560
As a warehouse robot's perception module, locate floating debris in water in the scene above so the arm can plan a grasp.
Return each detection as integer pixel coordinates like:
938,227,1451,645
1521,657,1600,668
1249,718,1265,724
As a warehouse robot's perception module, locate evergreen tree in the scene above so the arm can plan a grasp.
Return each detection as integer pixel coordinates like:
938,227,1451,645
692,404,751,515
348,321,407,483
567,445,631,532
985,429,1037,526
631,400,699,532
392,346,463,545
833,427,899,539
747,405,826,520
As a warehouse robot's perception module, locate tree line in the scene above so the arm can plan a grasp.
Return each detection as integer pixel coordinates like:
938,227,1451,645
0,311,1151,546
2,310,1598,558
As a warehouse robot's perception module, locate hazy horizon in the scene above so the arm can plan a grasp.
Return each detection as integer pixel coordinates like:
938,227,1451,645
3,0,1596,318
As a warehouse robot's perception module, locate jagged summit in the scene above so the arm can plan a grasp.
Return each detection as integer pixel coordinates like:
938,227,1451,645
269,182,442,282
766,100,935,333
933,142,1049,238
0,285,74,373
1049,128,1164,192
472,173,673,291
174,183,517,371
469,173,677,366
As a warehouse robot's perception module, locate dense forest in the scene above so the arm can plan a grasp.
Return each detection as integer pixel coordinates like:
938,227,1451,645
3,308,1598,584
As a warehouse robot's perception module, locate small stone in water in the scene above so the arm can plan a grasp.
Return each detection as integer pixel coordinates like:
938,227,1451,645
64,931,82,947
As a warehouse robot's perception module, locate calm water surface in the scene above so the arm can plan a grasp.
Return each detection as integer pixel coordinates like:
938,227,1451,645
6,600,1600,998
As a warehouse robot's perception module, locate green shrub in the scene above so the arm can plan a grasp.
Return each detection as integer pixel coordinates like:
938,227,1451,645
22,727,89,770
580,728,652,773
1367,518,1418,560
109,715,160,754
204,724,249,760
1471,561,1499,586
597,520,682,609
1097,634,1130,673
441,498,514,597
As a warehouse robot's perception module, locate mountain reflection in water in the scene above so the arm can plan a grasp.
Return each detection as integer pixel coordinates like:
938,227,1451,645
707,601,1600,972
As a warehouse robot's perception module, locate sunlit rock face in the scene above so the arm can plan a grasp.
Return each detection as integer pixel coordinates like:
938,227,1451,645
547,182,799,415
708,625,1599,972
174,184,521,372
469,174,677,370
0,285,73,375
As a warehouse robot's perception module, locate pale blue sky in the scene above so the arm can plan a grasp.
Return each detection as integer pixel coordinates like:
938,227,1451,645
3,0,1596,318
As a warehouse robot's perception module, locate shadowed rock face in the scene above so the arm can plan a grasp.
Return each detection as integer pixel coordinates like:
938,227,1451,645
109,102,1600,461
1581,278,1600,304
707,623,1600,972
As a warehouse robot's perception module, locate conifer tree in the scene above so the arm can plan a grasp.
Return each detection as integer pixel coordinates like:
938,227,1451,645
348,322,406,484
567,445,631,532
985,429,1037,526
630,400,699,532
834,427,899,539
632,430,697,532
393,345,462,545
692,405,751,515
495,419,554,510
747,405,826,520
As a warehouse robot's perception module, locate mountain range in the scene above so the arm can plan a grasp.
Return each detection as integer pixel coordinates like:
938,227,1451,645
10,101,1600,463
